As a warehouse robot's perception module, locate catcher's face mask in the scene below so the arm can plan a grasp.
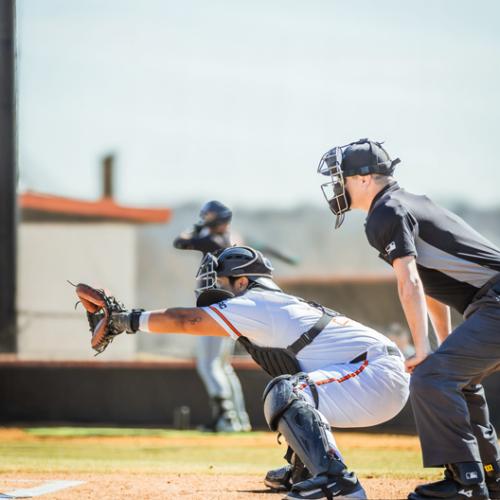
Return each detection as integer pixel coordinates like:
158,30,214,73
317,147,351,229
195,253,235,307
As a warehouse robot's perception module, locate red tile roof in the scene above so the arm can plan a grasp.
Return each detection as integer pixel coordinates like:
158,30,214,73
20,192,171,224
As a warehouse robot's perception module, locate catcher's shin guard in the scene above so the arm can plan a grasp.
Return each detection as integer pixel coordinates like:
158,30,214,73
262,375,345,478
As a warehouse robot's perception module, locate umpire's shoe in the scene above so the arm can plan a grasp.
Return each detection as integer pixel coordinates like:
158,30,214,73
284,472,367,500
408,463,489,500
485,461,500,499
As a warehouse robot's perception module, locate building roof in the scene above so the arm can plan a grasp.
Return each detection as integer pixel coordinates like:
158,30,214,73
20,191,171,224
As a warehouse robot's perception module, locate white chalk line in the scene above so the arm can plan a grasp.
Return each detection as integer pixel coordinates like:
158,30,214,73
0,480,84,498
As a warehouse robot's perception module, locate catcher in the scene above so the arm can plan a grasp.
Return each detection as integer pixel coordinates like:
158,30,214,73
75,246,409,500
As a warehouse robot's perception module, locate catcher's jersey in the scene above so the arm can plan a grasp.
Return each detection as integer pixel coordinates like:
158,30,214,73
203,289,396,373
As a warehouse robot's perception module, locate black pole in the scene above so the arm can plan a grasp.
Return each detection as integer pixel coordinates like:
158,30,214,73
0,0,17,353
102,154,114,199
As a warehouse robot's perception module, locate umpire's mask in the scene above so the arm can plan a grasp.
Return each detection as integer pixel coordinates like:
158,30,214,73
317,146,350,229
195,253,235,306
317,139,401,229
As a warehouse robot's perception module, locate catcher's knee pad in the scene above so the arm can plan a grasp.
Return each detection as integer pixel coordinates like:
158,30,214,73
263,374,304,431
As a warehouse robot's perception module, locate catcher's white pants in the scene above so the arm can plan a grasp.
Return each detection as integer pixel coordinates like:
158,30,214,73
301,344,410,428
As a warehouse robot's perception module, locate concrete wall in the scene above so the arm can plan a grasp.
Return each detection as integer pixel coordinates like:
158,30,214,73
17,223,138,360
1,360,499,432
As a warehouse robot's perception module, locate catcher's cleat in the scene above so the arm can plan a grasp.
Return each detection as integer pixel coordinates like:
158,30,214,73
265,456,311,492
265,464,293,492
284,472,366,500
409,464,489,500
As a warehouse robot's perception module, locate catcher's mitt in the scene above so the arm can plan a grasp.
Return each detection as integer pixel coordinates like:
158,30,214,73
75,283,131,354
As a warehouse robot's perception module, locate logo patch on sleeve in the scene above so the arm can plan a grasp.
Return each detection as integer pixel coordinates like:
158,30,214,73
385,241,396,254
218,301,227,309
465,472,478,480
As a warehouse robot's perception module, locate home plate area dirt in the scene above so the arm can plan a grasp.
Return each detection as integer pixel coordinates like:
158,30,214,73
0,473,418,499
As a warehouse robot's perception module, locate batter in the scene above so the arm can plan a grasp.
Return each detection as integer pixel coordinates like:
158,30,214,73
173,200,251,432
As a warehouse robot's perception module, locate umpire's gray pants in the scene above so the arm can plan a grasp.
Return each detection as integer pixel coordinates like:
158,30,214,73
410,292,500,467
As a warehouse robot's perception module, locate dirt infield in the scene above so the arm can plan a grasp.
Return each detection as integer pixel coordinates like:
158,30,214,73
0,428,440,499
0,473,417,499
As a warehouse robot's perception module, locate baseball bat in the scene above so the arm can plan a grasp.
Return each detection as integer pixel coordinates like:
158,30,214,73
246,238,300,266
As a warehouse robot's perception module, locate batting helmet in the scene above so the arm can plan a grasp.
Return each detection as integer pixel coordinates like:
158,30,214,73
199,200,232,228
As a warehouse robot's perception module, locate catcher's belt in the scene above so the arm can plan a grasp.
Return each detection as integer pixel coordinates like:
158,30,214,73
237,304,337,378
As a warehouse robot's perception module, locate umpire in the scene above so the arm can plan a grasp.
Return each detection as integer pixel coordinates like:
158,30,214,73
317,139,500,500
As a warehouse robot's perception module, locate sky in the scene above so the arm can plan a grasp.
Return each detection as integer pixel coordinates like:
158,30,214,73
16,0,500,209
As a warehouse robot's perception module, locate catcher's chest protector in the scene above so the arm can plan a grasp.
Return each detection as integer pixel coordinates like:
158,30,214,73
237,307,337,378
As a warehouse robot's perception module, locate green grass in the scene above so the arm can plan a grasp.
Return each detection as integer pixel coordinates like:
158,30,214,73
0,427,436,480
25,427,265,438
1,429,284,475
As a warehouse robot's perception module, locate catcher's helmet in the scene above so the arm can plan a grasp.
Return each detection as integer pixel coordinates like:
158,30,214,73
317,138,400,229
195,246,278,306
199,200,232,228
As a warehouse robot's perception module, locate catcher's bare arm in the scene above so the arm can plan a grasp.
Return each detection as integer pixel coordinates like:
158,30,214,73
75,283,227,355
145,307,227,336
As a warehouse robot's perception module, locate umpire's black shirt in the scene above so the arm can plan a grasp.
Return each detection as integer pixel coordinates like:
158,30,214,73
365,182,500,314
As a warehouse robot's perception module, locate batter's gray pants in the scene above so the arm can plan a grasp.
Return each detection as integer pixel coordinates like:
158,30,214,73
410,292,500,467
196,336,249,422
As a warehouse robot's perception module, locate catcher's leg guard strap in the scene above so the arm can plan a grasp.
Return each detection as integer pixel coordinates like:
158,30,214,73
284,446,294,464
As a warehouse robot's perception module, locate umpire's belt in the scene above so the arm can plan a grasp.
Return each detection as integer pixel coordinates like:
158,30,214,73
470,272,500,304
349,344,402,363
